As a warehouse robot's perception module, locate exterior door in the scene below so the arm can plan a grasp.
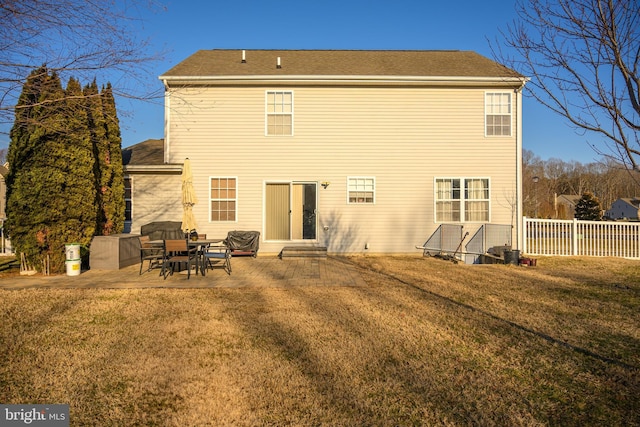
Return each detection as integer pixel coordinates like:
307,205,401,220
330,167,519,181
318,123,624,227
294,183,316,240
266,182,316,241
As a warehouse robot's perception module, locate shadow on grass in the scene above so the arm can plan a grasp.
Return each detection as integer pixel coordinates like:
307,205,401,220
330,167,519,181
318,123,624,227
218,262,553,424
339,257,639,372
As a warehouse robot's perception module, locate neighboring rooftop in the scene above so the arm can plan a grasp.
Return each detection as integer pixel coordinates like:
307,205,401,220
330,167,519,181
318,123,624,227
122,139,164,166
160,49,524,80
557,194,581,206
619,198,640,208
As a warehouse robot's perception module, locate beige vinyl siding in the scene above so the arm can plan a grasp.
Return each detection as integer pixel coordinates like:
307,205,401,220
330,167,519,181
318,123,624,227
165,85,519,254
129,174,182,234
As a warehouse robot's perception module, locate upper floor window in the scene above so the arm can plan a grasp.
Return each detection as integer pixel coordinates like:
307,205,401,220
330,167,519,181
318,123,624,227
266,91,293,136
210,177,237,221
435,178,489,222
348,177,375,204
485,92,511,136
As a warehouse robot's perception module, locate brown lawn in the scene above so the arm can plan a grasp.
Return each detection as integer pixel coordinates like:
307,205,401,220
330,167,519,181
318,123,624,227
0,256,638,426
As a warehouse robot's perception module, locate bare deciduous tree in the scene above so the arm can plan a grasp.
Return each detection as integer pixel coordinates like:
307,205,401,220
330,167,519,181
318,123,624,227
522,149,640,218
495,0,640,172
0,0,165,130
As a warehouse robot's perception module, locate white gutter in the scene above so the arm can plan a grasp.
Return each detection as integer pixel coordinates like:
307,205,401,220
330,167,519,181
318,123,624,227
124,164,183,173
159,74,528,85
515,80,528,252
159,74,527,85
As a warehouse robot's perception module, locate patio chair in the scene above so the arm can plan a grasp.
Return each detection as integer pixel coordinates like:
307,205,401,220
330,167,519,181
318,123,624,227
203,239,232,275
139,235,164,275
163,239,198,279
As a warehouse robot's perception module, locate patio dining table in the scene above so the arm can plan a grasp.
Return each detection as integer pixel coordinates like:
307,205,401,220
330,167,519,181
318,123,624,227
150,238,224,276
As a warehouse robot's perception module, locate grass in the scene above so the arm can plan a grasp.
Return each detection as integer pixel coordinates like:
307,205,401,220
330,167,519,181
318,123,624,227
0,256,638,426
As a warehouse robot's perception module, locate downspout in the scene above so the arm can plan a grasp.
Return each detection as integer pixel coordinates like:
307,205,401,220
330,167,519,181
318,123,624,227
162,79,170,163
515,81,526,252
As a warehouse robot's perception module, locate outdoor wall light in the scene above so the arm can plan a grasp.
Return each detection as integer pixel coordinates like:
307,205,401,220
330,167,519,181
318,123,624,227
321,181,331,189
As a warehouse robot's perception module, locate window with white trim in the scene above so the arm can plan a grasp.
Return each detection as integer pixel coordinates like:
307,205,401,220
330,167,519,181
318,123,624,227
485,92,511,136
210,177,237,221
435,178,489,222
348,177,375,204
124,176,132,222
124,176,132,232
266,91,293,136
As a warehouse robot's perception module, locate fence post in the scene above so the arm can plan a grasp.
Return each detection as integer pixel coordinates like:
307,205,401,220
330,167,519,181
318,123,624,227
522,216,528,254
572,218,579,256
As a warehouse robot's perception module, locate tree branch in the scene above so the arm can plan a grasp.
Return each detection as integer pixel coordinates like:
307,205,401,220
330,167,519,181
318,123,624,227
493,0,640,173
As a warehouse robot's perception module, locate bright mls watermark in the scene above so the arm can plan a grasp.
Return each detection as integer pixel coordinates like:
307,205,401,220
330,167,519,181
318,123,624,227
0,405,69,426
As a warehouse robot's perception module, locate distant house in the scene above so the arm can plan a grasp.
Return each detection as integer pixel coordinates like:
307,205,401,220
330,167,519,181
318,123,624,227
124,49,528,254
555,194,581,219
605,198,640,221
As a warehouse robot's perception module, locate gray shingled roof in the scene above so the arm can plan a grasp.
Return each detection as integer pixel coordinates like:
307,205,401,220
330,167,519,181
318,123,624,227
160,49,523,79
122,139,164,166
621,198,640,208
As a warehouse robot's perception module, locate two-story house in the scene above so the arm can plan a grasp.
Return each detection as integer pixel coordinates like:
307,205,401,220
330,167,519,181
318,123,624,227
125,49,527,255
605,198,640,221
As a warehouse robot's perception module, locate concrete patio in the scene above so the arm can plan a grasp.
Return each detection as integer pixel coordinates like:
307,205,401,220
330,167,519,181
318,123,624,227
0,256,368,290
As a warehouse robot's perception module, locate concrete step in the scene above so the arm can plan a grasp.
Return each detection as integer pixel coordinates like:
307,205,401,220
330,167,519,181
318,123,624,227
280,246,328,258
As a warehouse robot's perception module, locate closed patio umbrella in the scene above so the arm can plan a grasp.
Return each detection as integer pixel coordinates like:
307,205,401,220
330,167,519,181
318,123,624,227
181,158,198,233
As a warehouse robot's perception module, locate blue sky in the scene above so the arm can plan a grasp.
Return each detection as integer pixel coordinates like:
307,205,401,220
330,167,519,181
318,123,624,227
2,0,601,163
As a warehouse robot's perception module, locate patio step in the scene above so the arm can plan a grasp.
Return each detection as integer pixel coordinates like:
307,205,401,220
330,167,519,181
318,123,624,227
280,246,328,258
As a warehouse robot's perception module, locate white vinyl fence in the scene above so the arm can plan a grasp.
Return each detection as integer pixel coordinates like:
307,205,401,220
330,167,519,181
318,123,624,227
523,217,640,259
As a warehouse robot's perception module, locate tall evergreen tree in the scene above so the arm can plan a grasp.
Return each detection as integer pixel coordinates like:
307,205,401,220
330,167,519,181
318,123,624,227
6,70,67,270
99,83,125,235
51,77,97,270
575,192,603,221
84,80,108,234
7,67,49,173
6,67,48,244
6,72,99,273
7,68,125,273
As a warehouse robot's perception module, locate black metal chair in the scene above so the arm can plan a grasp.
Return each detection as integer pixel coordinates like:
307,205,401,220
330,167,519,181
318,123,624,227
203,240,232,275
139,235,164,275
163,239,198,279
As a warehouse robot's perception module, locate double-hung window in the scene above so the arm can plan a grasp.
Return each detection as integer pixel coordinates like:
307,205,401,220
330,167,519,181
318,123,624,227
485,92,511,136
435,178,489,222
210,177,237,221
348,177,375,204
266,91,293,136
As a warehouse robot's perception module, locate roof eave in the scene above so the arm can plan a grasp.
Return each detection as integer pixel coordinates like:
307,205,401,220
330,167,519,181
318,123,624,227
159,75,529,87
124,164,183,174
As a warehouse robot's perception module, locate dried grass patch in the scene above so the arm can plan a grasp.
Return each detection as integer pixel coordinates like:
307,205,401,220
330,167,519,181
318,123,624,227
0,256,638,425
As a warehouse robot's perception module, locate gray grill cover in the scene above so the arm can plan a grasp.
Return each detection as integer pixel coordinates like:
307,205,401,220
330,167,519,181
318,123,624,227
226,231,260,253
140,221,184,241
